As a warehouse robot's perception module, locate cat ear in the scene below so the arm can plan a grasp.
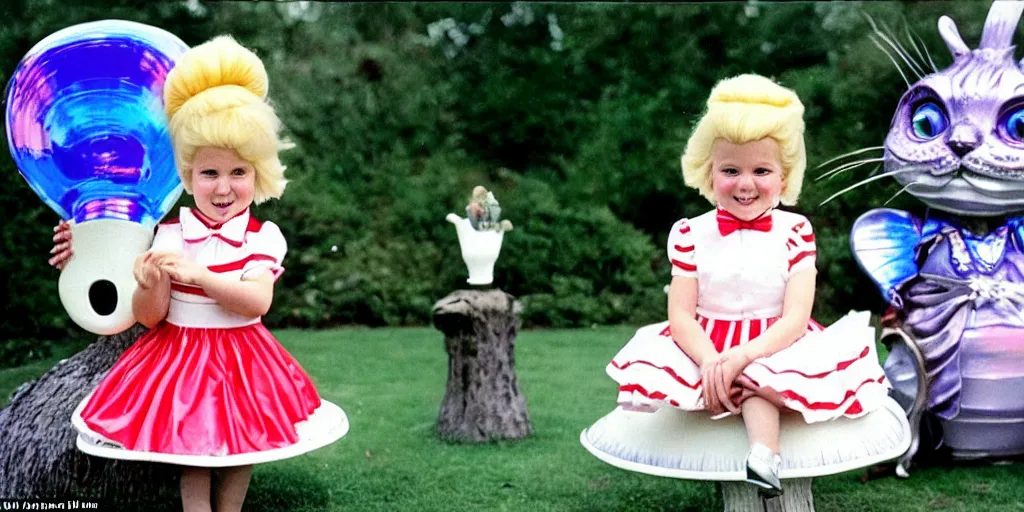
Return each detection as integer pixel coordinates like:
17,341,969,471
938,15,970,59
979,1,1024,50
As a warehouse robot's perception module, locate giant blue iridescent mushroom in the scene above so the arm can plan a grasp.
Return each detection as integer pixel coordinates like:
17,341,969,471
6,20,188,334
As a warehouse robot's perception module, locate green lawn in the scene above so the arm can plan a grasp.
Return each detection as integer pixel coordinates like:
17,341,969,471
3,327,1024,511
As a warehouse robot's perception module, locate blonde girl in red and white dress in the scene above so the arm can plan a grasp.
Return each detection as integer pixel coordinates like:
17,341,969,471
54,36,347,512
606,74,888,495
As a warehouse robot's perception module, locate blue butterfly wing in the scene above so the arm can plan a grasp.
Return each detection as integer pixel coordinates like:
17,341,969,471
850,208,931,306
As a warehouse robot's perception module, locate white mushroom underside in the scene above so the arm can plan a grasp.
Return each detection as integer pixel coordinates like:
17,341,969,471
581,397,911,480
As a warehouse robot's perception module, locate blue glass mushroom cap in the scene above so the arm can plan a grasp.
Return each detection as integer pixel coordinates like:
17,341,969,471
5,19,187,227
5,20,188,335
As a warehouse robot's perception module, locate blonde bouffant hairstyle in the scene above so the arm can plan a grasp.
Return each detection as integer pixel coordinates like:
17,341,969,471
681,74,806,206
164,35,292,204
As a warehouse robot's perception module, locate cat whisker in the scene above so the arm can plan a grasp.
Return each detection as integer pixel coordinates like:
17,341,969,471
814,146,885,170
902,24,931,73
884,180,922,206
819,168,921,206
904,22,938,73
875,33,925,81
870,35,913,89
863,13,923,83
881,173,957,206
816,158,886,182
878,18,928,78
933,174,957,188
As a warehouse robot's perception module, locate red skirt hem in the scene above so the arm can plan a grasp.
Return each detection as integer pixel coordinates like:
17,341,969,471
78,321,322,457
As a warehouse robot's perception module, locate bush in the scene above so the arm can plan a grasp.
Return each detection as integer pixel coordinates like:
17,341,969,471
498,174,665,327
2,2,1000,368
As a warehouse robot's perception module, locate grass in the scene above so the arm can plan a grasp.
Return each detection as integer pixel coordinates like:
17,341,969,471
3,326,1024,511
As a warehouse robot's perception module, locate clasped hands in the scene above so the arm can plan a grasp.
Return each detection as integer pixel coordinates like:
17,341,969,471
700,346,757,417
133,251,208,289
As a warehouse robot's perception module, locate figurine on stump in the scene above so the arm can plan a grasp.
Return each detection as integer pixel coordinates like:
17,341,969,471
446,186,514,287
435,187,530,442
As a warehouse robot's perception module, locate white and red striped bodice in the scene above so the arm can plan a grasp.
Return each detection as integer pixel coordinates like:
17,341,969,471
666,209,816,321
151,207,286,328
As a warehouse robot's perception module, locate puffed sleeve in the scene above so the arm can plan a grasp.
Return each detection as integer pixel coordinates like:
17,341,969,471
149,221,183,253
241,221,287,282
667,219,697,278
786,216,817,276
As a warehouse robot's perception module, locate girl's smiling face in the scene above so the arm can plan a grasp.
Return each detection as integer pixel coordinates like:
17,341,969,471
189,147,256,223
710,137,785,220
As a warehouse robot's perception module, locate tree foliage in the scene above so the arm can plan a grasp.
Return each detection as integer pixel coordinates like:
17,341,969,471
0,2,1003,366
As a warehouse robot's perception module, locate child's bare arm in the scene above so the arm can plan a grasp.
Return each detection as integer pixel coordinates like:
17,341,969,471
667,277,718,365
668,276,732,414
155,252,276,318
199,271,275,318
132,252,171,327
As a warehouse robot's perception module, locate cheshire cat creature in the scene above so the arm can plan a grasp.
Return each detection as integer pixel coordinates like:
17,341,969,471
849,1,1024,472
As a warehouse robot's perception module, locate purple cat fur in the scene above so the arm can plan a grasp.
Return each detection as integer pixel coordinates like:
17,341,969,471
851,2,1024,459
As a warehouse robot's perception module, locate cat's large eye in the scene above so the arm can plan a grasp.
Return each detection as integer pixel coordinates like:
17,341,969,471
910,102,948,140
1000,106,1024,144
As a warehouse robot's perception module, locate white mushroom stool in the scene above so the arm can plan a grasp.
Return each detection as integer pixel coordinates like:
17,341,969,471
581,397,911,511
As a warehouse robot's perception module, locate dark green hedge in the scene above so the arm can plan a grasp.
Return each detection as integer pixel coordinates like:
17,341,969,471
0,2,992,366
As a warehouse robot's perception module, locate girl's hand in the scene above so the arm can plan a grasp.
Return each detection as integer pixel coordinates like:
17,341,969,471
48,220,74,270
700,354,726,415
713,347,752,414
153,252,208,286
133,251,165,289
730,375,761,405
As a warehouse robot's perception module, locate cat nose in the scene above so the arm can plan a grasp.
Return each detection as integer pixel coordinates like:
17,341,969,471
949,140,977,158
947,124,980,157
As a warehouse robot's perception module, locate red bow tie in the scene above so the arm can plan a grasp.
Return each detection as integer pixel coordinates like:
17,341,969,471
182,208,248,247
716,209,773,236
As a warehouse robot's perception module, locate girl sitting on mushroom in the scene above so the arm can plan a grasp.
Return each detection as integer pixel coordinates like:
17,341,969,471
588,74,903,497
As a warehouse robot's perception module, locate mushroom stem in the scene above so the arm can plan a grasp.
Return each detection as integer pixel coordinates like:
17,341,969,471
721,479,814,511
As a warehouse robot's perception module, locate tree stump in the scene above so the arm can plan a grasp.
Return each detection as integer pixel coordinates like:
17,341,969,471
720,479,815,512
432,289,531,442
0,324,179,505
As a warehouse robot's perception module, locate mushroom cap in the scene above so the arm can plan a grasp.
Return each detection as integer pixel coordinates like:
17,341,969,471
581,397,911,480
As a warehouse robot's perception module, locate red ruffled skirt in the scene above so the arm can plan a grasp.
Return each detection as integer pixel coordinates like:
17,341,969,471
75,321,321,457
607,311,889,423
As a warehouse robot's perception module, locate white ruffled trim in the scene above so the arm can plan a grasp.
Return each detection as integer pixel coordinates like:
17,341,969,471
609,311,890,422
71,395,348,467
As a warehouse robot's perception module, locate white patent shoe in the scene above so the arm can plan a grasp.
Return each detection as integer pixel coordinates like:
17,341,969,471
745,443,783,497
